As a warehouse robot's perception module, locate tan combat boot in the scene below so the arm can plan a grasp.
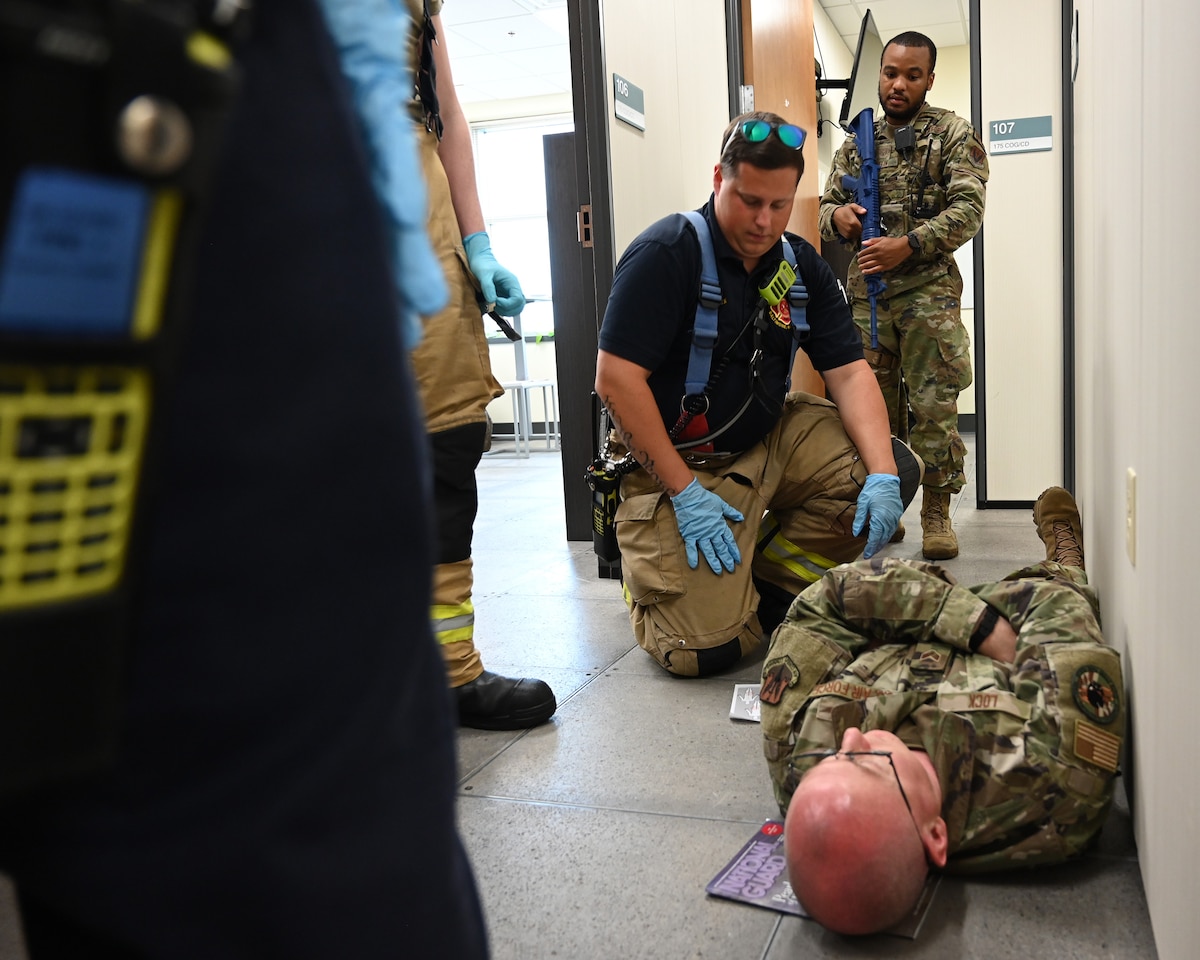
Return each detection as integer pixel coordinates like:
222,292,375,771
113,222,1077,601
1033,486,1085,570
890,520,905,543
921,488,958,559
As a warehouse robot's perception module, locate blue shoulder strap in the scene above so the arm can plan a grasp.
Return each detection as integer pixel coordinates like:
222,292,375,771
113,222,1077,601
779,240,810,383
681,210,721,397
680,211,810,394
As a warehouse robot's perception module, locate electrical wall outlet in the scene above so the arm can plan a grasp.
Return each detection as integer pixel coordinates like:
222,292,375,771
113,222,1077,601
1126,468,1137,566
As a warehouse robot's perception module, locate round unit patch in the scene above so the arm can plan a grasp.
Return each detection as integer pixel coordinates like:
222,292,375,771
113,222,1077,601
1072,665,1120,725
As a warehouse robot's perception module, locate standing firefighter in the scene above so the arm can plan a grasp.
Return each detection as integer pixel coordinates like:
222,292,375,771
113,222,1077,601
819,31,988,560
326,1,555,728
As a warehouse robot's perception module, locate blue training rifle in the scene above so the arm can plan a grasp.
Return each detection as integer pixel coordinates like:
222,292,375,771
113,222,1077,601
841,107,885,349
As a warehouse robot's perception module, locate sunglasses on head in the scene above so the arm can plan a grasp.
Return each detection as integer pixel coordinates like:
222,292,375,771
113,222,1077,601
724,119,808,156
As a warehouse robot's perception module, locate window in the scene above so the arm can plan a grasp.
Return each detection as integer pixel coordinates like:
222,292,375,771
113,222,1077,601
470,116,573,337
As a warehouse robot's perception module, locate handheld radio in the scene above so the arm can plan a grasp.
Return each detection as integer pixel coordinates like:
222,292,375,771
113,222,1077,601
759,259,796,309
0,0,247,799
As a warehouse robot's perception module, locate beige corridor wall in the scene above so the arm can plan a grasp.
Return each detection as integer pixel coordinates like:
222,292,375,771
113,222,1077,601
977,2,1063,498
1073,3,1200,958
931,46,976,421
601,0,730,257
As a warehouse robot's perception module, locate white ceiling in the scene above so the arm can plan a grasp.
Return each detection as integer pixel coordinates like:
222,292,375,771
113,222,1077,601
437,1,970,105
437,0,573,105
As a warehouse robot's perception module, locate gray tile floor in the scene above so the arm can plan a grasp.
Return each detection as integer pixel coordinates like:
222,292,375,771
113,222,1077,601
0,436,1156,958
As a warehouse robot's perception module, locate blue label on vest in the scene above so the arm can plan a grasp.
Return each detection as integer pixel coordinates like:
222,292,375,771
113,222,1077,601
0,168,149,336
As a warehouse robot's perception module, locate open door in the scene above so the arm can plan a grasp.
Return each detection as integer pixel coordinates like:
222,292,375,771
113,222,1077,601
739,0,825,395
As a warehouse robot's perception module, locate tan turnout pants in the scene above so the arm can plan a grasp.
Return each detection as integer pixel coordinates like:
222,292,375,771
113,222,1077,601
616,393,888,677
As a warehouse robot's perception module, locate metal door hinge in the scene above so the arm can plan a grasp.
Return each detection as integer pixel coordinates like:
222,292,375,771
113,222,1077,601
578,204,593,247
740,84,755,114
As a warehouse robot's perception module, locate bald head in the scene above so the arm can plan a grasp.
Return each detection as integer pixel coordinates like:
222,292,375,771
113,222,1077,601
785,773,929,934
782,729,948,935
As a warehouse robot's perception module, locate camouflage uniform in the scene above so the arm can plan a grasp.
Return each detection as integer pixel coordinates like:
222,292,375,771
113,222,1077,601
760,558,1124,872
818,104,988,492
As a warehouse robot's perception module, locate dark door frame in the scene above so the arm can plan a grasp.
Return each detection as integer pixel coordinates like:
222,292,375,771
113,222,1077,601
725,0,744,117
554,0,614,540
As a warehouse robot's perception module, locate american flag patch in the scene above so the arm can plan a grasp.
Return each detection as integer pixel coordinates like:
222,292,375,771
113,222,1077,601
1074,720,1121,773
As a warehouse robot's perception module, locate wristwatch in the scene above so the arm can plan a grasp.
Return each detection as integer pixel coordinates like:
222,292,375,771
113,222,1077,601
906,231,921,253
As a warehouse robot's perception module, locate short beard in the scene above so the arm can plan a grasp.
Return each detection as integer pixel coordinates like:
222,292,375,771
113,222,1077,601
880,94,924,124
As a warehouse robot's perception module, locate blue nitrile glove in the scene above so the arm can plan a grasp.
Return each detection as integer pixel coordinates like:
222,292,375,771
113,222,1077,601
853,473,904,558
670,478,744,574
463,231,526,316
316,0,448,349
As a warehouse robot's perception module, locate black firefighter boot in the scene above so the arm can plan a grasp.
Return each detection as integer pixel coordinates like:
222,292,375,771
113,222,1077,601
455,671,557,731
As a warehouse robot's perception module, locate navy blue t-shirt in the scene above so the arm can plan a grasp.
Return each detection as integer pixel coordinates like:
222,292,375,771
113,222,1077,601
598,199,863,453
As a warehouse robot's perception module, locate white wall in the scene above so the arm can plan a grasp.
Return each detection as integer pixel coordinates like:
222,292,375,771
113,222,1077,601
1074,3,1200,957
601,0,730,255
978,1,1062,498
813,2,852,181
930,45,975,419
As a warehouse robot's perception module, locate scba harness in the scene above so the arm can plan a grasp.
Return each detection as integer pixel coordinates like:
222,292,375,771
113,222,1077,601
674,210,810,450
585,212,811,562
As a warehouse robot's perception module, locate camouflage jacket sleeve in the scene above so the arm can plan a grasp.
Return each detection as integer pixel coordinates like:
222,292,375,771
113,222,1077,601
781,557,992,655
760,559,1124,874
904,106,989,259
817,136,860,244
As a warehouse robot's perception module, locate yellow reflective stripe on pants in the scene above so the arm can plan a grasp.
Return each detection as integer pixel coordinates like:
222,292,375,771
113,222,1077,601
756,523,839,584
432,601,474,645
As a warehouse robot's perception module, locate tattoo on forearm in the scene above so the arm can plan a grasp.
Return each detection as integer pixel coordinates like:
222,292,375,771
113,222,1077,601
601,392,666,490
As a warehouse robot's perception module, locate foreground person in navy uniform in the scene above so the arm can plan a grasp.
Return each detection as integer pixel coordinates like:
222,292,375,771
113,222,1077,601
0,2,488,955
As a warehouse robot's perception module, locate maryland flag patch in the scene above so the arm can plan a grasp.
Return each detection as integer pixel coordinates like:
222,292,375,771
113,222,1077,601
1072,665,1120,725
760,655,799,705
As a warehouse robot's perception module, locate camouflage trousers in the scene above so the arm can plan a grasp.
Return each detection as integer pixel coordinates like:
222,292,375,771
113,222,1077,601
852,273,972,492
